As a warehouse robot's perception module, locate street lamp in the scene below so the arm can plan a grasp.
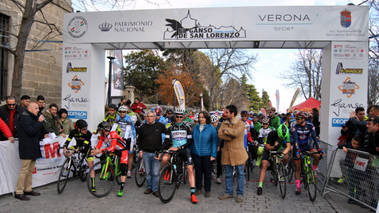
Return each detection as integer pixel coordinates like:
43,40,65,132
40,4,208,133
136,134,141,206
107,55,115,106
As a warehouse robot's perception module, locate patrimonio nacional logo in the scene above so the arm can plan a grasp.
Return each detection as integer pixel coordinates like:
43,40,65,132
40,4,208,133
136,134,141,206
164,10,246,40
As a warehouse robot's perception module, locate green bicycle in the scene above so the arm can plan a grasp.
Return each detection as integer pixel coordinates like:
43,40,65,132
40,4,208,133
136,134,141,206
300,150,321,202
87,151,122,198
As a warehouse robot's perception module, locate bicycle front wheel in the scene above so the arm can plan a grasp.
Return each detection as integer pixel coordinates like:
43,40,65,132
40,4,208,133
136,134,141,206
57,158,74,193
158,165,177,203
278,162,287,199
87,162,114,198
307,166,317,202
135,158,146,187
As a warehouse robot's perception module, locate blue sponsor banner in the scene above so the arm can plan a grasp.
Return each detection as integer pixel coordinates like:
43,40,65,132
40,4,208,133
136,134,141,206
332,118,349,127
68,111,88,119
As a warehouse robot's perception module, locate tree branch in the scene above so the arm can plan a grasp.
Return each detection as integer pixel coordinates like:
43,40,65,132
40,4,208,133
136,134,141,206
35,0,54,12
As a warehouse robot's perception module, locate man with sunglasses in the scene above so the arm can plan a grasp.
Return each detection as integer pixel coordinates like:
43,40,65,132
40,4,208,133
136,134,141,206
161,108,198,204
113,105,136,178
292,112,321,195
0,96,21,139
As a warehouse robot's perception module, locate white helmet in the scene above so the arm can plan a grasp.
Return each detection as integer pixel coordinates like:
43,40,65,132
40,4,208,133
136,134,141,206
118,105,128,112
174,108,185,114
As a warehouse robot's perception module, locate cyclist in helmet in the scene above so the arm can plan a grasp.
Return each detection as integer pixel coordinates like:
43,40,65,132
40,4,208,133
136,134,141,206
113,105,136,178
63,119,95,188
292,111,321,195
92,121,129,197
104,104,118,125
161,108,198,204
257,123,291,195
256,118,273,166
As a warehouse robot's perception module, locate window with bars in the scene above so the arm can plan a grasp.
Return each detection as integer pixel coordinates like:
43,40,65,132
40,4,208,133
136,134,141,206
0,13,9,99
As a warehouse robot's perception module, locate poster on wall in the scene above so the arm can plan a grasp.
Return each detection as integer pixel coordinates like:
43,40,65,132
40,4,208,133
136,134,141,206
328,41,368,138
62,44,91,120
110,50,124,97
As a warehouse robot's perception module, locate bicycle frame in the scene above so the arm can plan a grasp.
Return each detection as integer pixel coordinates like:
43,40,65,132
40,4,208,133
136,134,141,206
100,154,120,180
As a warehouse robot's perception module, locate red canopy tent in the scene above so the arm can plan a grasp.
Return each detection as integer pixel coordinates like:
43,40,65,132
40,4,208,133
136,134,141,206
292,97,321,112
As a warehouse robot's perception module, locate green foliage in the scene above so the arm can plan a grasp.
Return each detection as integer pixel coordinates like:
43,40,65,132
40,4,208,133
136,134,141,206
260,90,270,110
246,84,261,112
124,50,166,97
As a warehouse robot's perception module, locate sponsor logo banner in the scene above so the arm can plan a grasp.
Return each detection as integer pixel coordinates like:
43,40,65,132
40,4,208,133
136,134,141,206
335,62,362,74
338,77,360,98
66,62,87,73
68,111,88,119
163,10,246,40
331,118,349,127
67,16,88,38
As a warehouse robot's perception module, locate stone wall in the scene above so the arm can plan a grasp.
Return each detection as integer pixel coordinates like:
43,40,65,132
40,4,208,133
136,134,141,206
0,0,72,105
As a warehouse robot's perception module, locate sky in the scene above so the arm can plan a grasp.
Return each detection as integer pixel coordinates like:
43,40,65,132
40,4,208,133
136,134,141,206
72,0,365,112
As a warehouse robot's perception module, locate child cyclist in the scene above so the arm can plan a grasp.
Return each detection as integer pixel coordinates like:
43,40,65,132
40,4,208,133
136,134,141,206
91,121,129,197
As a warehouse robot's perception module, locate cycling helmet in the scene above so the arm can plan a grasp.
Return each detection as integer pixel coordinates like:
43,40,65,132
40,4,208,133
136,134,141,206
76,119,88,129
277,124,289,140
97,121,112,132
174,108,185,115
249,111,254,115
262,118,270,124
118,105,128,112
211,114,219,123
241,110,248,116
295,111,305,119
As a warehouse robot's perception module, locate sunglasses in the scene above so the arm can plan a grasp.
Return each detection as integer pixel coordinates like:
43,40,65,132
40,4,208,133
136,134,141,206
119,111,127,113
7,104,16,106
176,116,184,118
263,123,269,125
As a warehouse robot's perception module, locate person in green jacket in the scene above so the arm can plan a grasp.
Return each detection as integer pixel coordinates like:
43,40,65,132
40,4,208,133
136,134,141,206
268,107,281,130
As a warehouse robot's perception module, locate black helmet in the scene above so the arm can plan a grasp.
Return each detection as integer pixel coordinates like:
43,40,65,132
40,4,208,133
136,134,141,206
97,121,111,132
76,119,88,129
108,104,117,110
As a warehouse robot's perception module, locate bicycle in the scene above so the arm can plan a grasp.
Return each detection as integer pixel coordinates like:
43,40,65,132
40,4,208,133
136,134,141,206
286,153,295,183
57,147,89,194
268,150,287,199
87,151,122,198
299,150,321,202
134,149,146,187
158,150,188,203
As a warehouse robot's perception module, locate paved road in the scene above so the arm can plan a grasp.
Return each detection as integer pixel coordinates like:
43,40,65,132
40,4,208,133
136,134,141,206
0,168,345,213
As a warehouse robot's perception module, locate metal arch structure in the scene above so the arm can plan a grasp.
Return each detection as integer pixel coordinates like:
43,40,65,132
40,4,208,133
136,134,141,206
62,6,369,156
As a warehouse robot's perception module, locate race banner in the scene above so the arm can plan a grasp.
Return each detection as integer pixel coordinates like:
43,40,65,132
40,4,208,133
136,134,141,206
288,88,300,111
172,79,186,110
0,136,100,195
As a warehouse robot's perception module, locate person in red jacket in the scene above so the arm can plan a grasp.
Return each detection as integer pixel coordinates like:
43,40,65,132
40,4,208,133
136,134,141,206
131,97,146,115
0,117,14,142
91,122,129,197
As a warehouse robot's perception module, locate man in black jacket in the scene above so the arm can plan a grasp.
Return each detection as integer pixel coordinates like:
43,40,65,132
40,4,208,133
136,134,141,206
137,111,166,197
0,96,21,139
15,102,46,200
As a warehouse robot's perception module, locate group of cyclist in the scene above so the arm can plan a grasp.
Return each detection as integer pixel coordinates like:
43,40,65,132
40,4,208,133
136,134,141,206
61,102,322,203
239,108,322,196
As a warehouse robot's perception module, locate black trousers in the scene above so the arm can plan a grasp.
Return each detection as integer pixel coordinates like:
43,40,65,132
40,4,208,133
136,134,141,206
192,154,212,192
216,150,222,178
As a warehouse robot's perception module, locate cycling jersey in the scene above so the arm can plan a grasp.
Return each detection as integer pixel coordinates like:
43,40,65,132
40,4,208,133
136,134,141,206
258,127,273,144
292,122,320,150
104,113,117,125
243,119,253,148
96,131,129,166
113,114,136,152
164,122,192,149
63,129,93,160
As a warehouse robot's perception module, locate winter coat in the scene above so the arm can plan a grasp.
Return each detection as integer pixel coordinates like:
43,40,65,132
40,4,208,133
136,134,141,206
218,117,248,166
191,124,218,158
17,110,45,159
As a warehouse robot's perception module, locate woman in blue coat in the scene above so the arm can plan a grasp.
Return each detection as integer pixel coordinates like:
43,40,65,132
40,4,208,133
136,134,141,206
191,111,218,197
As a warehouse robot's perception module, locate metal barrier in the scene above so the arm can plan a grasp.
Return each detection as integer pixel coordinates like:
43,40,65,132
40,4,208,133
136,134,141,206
321,145,378,211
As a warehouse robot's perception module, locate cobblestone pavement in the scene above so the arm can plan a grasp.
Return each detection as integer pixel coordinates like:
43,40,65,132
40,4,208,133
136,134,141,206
0,169,342,213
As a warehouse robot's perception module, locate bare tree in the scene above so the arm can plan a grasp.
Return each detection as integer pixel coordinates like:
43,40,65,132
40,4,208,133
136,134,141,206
204,49,257,110
367,0,379,105
1,0,72,98
283,49,322,100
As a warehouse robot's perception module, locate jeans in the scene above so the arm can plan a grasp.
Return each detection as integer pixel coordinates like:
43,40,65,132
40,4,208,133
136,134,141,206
143,152,160,192
224,165,245,196
192,154,212,192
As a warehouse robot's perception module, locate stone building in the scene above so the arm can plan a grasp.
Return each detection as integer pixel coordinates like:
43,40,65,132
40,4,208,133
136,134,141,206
0,0,72,104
